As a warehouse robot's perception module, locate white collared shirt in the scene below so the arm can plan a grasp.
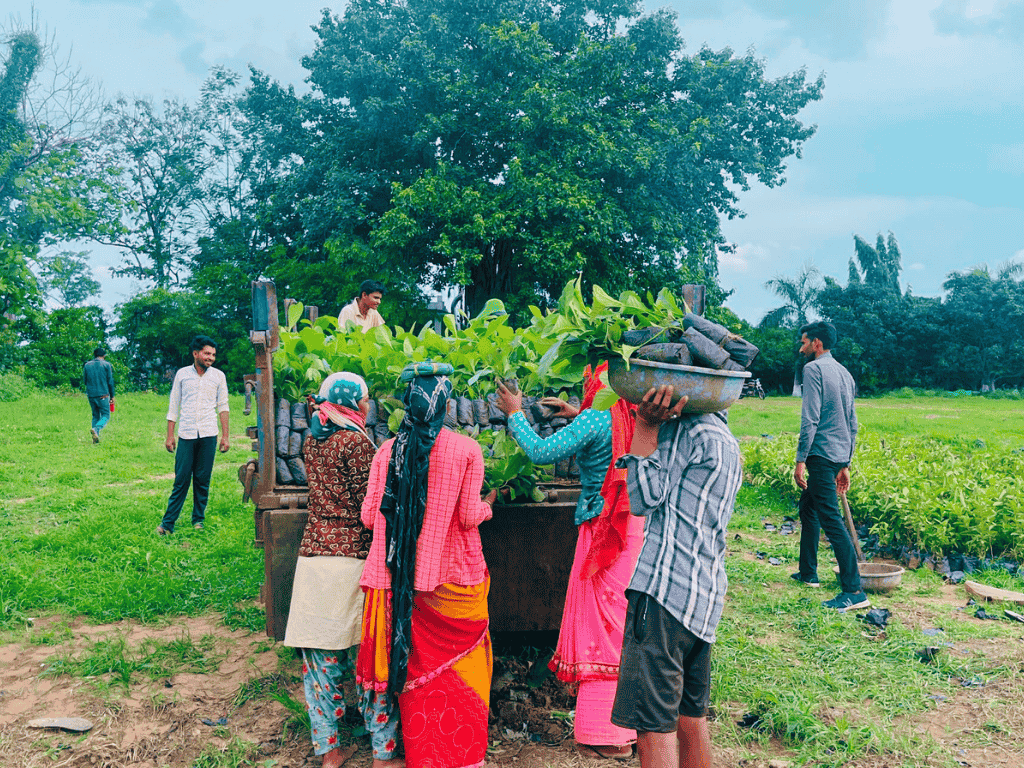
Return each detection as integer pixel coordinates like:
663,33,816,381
167,364,229,439
338,299,384,332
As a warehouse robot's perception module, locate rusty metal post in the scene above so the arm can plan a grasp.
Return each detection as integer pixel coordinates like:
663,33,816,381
680,284,706,316
305,305,319,325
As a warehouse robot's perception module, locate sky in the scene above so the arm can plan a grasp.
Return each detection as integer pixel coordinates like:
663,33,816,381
8,0,1024,324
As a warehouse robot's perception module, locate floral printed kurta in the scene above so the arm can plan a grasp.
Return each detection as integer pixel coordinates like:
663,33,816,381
299,429,376,558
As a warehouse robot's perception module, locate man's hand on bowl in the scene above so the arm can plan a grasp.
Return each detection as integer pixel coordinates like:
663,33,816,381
637,385,689,428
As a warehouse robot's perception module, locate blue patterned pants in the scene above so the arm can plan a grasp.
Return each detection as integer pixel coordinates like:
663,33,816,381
301,647,400,757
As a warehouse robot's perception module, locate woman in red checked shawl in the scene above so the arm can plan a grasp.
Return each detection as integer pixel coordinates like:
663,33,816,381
283,372,396,768
496,362,640,759
357,363,497,768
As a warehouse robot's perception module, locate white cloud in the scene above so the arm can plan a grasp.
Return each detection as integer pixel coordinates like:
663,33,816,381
909,262,926,270
988,143,1024,174
718,243,771,275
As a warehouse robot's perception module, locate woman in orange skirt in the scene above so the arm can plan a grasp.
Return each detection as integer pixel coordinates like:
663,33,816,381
356,363,496,768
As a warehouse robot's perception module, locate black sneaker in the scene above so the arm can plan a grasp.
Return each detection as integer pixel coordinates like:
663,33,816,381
823,591,871,613
155,526,171,536
91,428,99,444
790,572,820,588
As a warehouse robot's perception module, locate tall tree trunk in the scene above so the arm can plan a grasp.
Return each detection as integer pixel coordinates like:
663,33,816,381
464,238,515,316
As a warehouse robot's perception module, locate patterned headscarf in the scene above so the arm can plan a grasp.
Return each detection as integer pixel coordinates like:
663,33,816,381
309,372,369,440
380,362,454,708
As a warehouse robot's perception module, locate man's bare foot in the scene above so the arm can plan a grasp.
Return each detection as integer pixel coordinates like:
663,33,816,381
577,743,634,760
372,759,406,768
323,744,358,768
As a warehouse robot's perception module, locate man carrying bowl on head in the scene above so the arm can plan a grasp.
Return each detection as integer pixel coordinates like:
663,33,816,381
609,385,742,768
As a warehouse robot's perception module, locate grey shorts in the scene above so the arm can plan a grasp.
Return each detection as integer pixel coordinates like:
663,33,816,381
610,590,711,732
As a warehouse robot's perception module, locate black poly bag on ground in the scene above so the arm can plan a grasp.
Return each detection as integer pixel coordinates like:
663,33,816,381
276,398,292,431
635,343,692,365
287,457,307,485
276,457,293,485
290,402,308,431
364,399,378,427
276,426,291,457
446,398,459,429
374,421,390,445
682,328,730,369
567,395,581,412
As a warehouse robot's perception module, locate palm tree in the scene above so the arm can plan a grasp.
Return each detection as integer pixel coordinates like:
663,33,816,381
759,264,822,329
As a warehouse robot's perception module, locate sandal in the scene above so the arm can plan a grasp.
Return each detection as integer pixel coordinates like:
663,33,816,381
577,744,634,760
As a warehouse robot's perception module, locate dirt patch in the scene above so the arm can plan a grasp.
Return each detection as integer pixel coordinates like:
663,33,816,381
2,607,1021,768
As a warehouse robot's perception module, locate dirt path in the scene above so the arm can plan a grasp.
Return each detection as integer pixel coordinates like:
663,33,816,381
1,604,1021,768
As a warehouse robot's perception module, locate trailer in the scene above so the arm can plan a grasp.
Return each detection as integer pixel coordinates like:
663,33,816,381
238,281,581,640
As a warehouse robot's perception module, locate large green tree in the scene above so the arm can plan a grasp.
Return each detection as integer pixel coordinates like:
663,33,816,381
245,0,823,320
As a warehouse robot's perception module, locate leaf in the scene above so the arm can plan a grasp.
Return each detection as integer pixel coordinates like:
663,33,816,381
387,407,405,433
287,302,304,330
590,387,621,411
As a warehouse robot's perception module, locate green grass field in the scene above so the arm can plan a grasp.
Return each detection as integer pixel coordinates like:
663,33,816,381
729,391,1024,449
0,391,261,629
2,390,1023,767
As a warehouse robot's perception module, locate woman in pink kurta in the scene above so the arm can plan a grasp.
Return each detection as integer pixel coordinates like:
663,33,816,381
497,363,641,758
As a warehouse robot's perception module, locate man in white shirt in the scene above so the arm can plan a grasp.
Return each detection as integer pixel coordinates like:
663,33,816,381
337,279,386,332
156,335,230,535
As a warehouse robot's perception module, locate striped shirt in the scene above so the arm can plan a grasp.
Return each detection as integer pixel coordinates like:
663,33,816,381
167,365,230,439
616,413,742,643
797,352,858,465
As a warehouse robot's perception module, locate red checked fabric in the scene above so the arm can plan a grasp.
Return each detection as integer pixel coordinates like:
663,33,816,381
299,430,376,558
360,429,492,591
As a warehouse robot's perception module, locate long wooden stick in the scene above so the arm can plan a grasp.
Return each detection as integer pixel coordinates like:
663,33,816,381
840,492,866,563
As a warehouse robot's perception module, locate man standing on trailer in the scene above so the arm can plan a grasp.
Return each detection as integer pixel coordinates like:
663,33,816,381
156,335,230,535
791,320,867,613
338,279,386,332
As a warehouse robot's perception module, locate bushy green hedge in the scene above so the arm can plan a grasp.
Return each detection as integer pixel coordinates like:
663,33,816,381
0,372,37,402
743,434,1024,558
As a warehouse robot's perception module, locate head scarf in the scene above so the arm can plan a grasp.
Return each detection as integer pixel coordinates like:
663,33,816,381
577,362,639,579
309,372,369,440
380,361,454,708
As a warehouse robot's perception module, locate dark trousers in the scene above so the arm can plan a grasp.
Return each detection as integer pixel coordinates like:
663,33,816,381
88,396,111,432
162,436,217,531
798,455,862,594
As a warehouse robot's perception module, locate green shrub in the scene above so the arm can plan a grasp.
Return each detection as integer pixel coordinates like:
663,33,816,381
0,372,36,402
743,433,1024,558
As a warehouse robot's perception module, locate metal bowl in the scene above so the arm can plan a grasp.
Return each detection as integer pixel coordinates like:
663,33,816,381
833,562,904,593
607,357,750,414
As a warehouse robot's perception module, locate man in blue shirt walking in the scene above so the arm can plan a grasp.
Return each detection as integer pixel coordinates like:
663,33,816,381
792,321,867,612
83,347,115,443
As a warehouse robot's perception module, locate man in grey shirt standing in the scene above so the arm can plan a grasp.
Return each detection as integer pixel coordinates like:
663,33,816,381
792,321,867,612
83,347,115,443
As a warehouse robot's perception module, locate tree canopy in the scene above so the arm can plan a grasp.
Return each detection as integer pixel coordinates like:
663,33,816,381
243,0,823,320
